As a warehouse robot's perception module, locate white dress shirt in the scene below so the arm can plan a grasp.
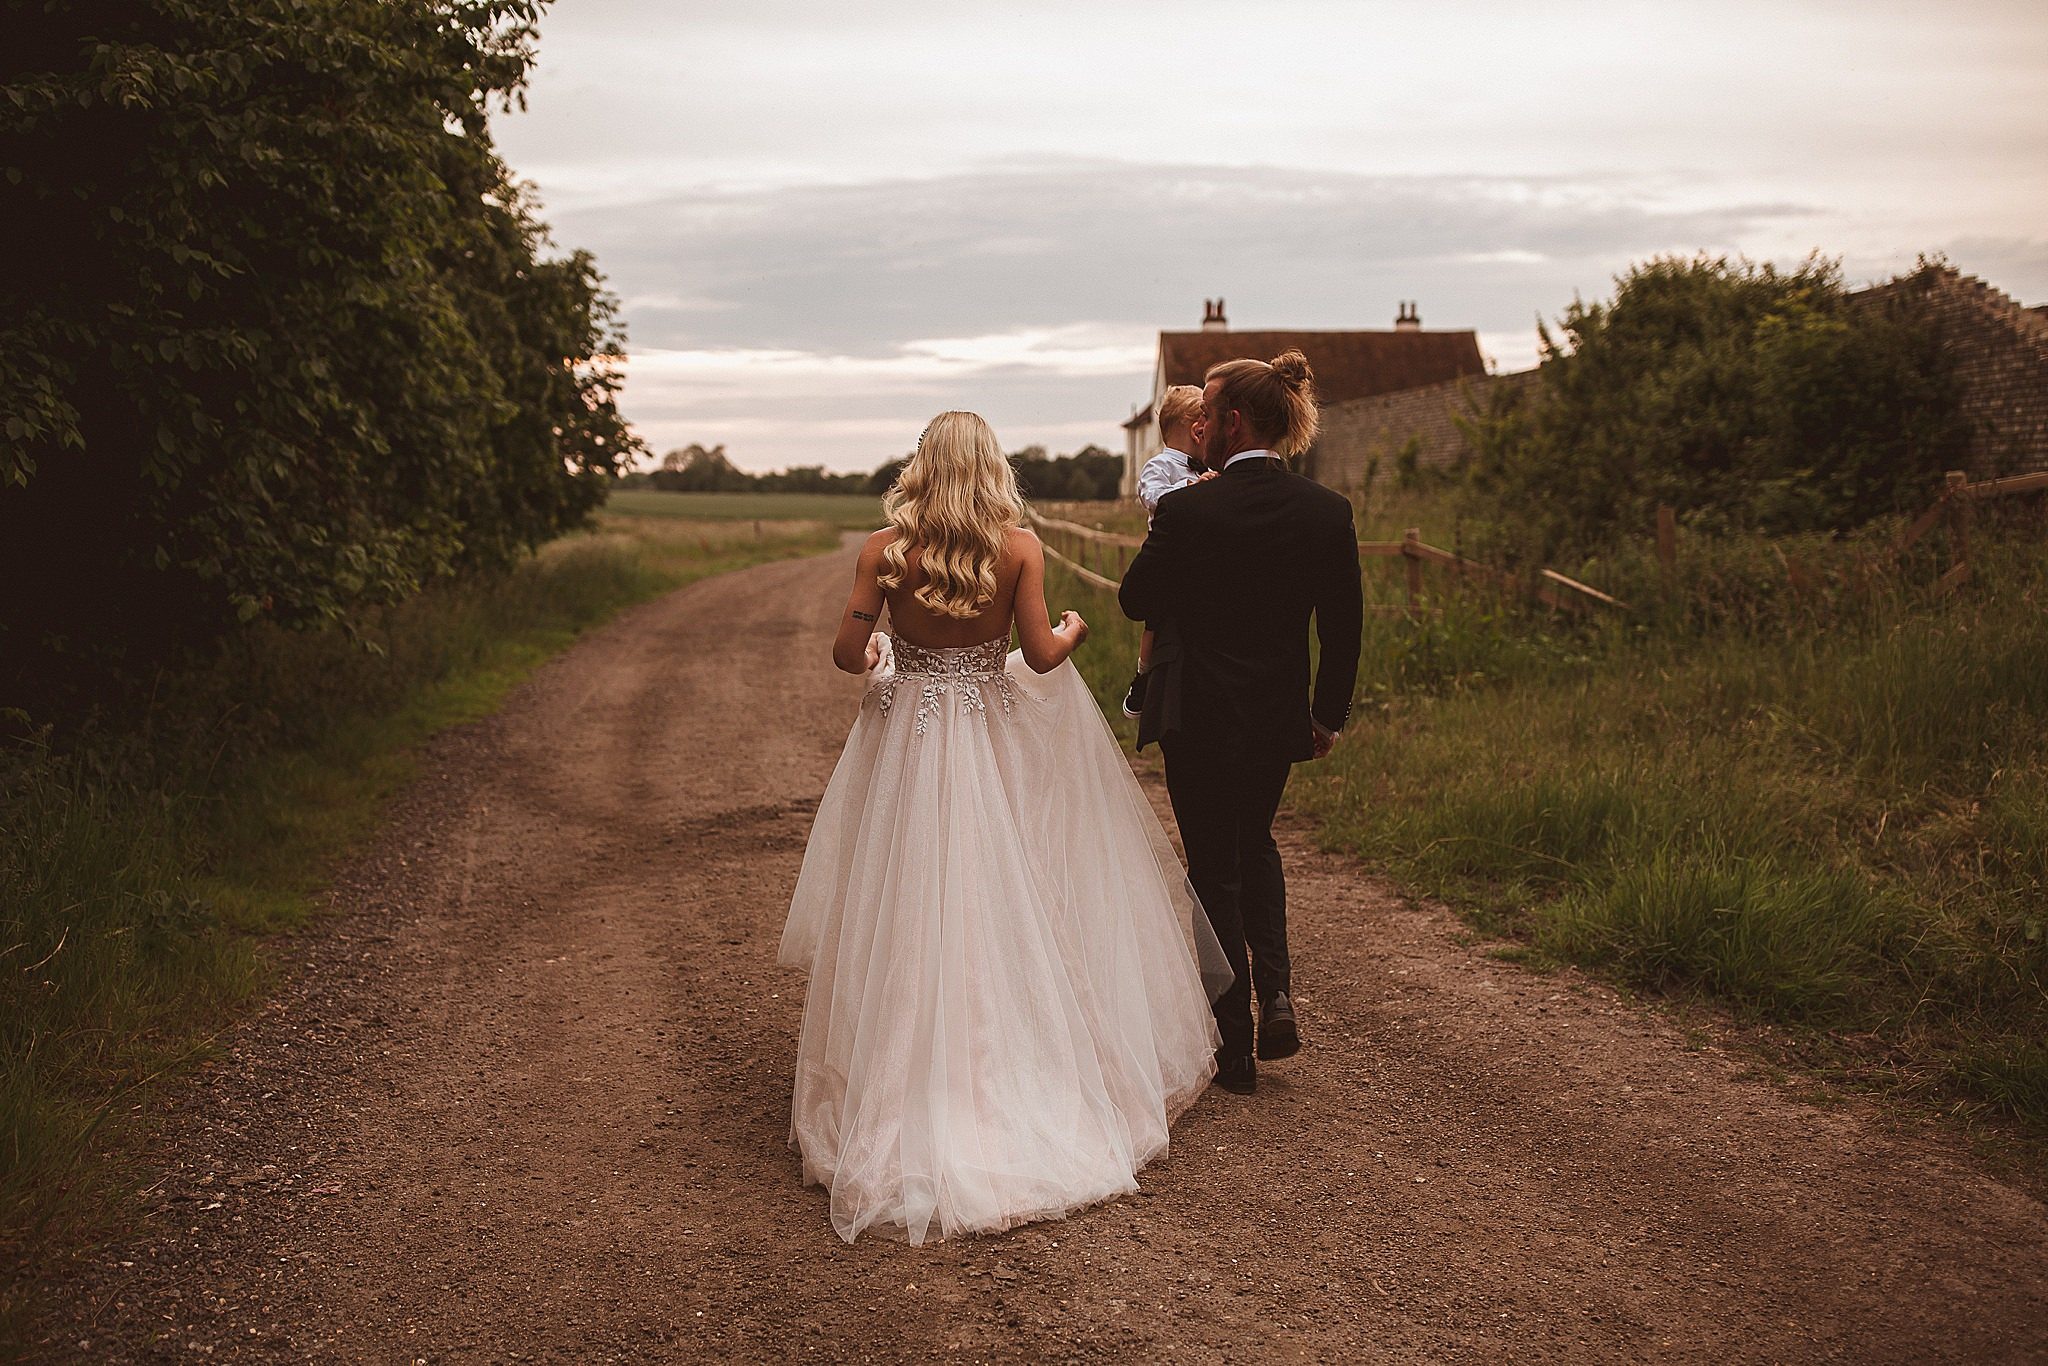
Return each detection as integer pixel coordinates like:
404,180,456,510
1222,448,1280,470
1136,447,1202,521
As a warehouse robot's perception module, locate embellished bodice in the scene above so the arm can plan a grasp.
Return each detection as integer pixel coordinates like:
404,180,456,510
866,634,1018,735
890,636,1010,679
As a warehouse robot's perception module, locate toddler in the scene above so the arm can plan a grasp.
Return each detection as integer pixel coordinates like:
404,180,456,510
1122,384,1207,717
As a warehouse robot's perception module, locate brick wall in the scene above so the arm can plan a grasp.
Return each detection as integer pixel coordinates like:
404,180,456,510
1309,265,2048,494
1308,368,1538,495
1855,267,2048,477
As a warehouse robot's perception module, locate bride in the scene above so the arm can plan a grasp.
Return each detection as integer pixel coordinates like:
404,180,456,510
779,411,1231,1245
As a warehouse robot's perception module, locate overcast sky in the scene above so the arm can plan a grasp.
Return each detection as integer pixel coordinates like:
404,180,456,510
494,0,2048,473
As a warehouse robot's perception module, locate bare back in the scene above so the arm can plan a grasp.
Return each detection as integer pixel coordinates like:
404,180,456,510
833,524,1079,676
877,528,1025,647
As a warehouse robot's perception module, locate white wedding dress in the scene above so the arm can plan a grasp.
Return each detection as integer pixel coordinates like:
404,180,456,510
780,634,1230,1244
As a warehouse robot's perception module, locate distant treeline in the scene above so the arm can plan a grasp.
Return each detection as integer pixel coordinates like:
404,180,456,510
625,442,1126,502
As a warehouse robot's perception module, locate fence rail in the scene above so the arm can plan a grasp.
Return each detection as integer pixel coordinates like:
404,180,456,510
1023,506,1625,614
1643,467,2044,604
1961,470,2048,501
1032,464,2043,617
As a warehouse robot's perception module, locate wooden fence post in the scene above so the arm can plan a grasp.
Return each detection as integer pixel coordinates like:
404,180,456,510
1403,527,1424,611
1656,505,1676,595
1942,469,1973,593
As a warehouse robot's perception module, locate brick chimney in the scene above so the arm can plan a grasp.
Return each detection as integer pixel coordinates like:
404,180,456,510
1394,301,1421,332
1201,298,1229,332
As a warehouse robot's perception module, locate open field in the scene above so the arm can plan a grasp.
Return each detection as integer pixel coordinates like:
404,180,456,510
608,488,884,529
0,516,838,1277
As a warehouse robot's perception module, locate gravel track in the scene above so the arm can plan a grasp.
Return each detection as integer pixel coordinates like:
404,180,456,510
31,538,2048,1362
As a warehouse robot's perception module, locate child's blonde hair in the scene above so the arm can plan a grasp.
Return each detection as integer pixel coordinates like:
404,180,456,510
1158,384,1203,439
877,411,1026,619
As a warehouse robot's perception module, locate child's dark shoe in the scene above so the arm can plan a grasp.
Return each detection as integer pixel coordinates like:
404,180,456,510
1121,668,1147,719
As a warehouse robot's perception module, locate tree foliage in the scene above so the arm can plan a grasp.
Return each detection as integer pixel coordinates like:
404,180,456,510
650,444,759,493
1463,255,1966,557
643,444,880,495
1009,444,1121,501
0,0,636,712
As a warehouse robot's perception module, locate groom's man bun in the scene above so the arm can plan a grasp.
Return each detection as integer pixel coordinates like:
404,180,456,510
1205,349,1320,457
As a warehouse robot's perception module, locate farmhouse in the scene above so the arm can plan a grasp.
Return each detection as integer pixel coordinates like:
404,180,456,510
1118,299,1488,496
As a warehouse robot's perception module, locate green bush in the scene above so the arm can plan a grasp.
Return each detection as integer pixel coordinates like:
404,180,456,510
1465,255,1967,559
0,0,636,715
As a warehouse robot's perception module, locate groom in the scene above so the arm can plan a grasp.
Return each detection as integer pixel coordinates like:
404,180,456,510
1118,350,1364,1095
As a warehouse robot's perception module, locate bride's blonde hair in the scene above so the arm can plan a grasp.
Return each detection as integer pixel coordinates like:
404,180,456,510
878,411,1026,619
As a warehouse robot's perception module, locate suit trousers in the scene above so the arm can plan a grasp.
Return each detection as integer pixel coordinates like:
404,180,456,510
1160,733,1294,1055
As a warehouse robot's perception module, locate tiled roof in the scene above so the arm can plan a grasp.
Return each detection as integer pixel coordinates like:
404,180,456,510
1157,329,1487,404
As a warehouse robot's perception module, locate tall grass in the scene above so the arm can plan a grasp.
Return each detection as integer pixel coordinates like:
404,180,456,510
0,514,838,1267
1049,501,2048,1134
1292,532,2048,1125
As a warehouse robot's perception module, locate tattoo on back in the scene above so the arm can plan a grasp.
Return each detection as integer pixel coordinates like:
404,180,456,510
851,609,877,622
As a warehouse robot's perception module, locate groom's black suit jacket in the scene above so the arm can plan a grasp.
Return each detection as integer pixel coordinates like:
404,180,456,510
1118,457,1364,762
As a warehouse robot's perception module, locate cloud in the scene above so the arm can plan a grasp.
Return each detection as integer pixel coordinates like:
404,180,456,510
616,336,1149,472
546,160,2046,472
483,0,2048,473
550,160,1826,469
560,159,1802,359
1842,234,2048,300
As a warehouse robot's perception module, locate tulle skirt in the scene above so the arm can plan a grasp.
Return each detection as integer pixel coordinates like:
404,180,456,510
780,637,1228,1244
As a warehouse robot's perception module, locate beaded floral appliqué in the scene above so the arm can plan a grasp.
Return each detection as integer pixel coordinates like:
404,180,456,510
866,637,1017,736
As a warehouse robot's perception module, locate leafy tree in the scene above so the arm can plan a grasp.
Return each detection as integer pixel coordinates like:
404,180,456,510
760,464,869,494
628,443,1124,502
866,456,910,496
1463,255,1965,556
1011,443,1122,501
0,0,635,713
650,444,752,492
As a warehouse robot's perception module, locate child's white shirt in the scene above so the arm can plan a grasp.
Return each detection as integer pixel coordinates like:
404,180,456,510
1137,448,1200,523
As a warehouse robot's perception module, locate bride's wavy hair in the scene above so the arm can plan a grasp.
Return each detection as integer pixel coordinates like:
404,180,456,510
878,411,1026,619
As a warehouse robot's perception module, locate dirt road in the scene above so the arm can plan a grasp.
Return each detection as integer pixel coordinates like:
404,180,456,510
34,539,2048,1362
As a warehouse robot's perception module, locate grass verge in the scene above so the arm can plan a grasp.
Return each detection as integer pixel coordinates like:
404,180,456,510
1049,521,2048,1143
0,513,839,1274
